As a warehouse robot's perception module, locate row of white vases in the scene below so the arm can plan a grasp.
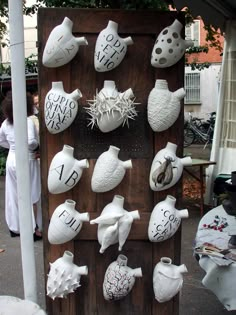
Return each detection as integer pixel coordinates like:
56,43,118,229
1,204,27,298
45,79,185,135
48,142,192,194
47,251,187,302
43,17,193,71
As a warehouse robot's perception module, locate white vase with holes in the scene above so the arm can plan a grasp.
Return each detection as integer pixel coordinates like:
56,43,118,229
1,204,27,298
94,20,133,72
151,19,194,68
103,254,142,300
43,17,88,68
153,257,188,302
148,195,189,242
148,79,185,132
48,145,89,194
44,81,82,134
149,142,192,191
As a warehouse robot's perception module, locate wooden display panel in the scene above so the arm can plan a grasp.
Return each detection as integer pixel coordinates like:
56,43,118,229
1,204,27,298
38,8,184,315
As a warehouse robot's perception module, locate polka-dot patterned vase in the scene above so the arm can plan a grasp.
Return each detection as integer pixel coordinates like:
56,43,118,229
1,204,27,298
151,19,194,68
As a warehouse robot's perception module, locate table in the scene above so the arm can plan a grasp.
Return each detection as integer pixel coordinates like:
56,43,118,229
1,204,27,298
184,158,216,217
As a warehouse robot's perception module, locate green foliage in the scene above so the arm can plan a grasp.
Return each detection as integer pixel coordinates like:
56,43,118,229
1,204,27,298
0,54,38,77
0,148,7,176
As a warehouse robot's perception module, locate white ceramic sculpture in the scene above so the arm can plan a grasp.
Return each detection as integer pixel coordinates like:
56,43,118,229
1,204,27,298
48,145,89,194
47,250,88,300
48,199,90,244
103,254,142,300
148,79,185,132
94,20,133,72
151,19,194,68
0,296,47,315
153,257,187,302
149,142,192,191
148,195,189,242
44,81,82,134
90,195,140,253
86,80,138,133
91,145,132,193
43,17,88,68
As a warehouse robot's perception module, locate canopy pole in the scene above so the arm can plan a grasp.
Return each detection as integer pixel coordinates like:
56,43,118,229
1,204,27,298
8,0,37,303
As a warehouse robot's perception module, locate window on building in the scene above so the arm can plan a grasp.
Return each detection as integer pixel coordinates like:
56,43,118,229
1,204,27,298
184,73,201,104
185,20,200,46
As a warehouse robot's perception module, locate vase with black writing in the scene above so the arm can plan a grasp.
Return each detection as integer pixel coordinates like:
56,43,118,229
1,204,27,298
148,195,188,242
151,19,194,68
149,142,192,191
43,17,88,68
48,145,89,194
47,251,88,299
91,145,132,193
94,20,133,72
44,81,82,134
103,254,142,300
153,257,188,302
48,199,90,244
148,79,185,132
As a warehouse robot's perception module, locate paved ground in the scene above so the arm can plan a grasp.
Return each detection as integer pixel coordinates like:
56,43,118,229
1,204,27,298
0,144,236,314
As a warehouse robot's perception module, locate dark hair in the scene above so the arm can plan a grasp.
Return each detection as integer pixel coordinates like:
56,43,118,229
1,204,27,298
2,91,34,124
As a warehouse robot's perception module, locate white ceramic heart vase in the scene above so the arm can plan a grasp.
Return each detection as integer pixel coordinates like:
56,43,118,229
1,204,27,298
148,195,188,242
148,79,185,132
44,81,82,134
48,199,90,244
86,80,137,132
47,250,88,300
94,20,133,72
43,17,88,68
91,145,132,192
48,145,89,194
90,195,140,253
151,19,194,68
103,254,142,300
153,257,187,303
149,142,192,191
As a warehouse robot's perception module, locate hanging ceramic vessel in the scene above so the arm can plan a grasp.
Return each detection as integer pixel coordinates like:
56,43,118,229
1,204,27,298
44,81,82,134
147,80,185,132
148,195,188,242
47,250,88,300
43,17,88,68
91,145,132,193
103,254,142,300
48,199,90,244
153,257,188,302
149,142,192,191
94,20,133,72
90,195,140,253
151,19,194,68
48,145,89,194
86,80,138,133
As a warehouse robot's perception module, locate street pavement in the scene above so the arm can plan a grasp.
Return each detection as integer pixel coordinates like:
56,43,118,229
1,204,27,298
0,145,236,314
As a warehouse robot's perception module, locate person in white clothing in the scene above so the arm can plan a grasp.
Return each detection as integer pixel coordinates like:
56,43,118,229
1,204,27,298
0,92,42,240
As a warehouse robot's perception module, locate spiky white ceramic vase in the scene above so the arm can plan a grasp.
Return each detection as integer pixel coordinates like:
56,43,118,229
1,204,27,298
153,257,187,303
91,145,132,193
48,145,89,194
90,195,140,253
148,195,188,242
94,20,133,72
148,80,185,132
103,254,142,300
86,80,138,133
151,19,194,68
44,81,82,134
48,199,90,244
43,17,88,68
149,142,192,191
47,250,88,300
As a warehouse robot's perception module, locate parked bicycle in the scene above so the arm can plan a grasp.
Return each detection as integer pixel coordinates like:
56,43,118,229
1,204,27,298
184,112,216,148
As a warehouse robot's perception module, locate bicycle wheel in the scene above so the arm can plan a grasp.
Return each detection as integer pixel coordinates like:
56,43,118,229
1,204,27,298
184,128,195,147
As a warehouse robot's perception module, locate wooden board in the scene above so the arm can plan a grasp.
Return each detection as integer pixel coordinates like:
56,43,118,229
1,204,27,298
38,8,184,315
